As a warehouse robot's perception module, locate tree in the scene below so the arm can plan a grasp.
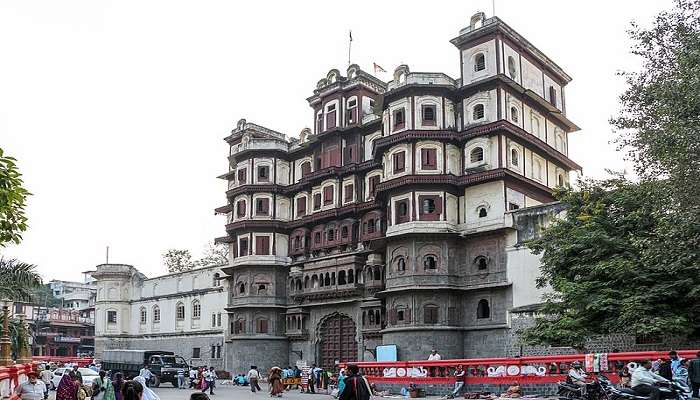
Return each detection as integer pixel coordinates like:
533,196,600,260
162,249,195,273
194,242,229,267
611,0,700,209
0,258,42,302
522,0,700,348
522,177,700,349
0,148,31,246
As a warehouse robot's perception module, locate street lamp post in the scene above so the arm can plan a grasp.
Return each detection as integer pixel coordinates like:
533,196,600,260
0,300,13,366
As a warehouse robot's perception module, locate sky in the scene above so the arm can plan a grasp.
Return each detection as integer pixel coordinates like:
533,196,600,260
0,0,673,281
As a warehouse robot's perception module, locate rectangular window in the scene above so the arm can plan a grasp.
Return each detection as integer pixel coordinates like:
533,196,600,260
395,199,410,224
296,197,306,216
419,195,441,221
421,148,437,170
344,184,354,203
257,166,269,182
424,307,438,324
239,238,249,256
393,152,405,173
256,319,268,334
313,193,322,210
393,108,405,130
237,168,247,184
323,186,334,205
256,198,269,215
255,236,270,255
422,105,436,126
368,175,380,198
192,347,201,359
107,311,117,324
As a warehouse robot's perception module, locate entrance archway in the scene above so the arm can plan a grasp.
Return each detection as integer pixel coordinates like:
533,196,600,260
318,313,357,368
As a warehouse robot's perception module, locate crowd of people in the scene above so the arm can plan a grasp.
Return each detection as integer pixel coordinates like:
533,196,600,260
15,363,219,400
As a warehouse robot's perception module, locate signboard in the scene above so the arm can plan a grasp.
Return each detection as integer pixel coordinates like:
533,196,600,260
376,345,398,362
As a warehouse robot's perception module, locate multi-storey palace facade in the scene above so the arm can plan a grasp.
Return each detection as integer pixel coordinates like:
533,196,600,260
215,13,581,372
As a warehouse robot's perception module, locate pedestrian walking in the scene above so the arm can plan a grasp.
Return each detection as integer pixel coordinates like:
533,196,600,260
248,366,262,393
202,367,216,395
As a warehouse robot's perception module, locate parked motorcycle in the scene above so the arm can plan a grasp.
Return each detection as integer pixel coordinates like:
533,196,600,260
597,374,692,400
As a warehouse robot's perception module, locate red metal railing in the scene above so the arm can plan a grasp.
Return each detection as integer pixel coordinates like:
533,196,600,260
0,363,36,400
350,350,700,385
32,356,92,367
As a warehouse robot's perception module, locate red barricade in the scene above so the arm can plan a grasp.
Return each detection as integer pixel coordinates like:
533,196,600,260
346,350,700,385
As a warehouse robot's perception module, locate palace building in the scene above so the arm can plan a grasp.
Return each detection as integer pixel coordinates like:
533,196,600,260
214,12,581,373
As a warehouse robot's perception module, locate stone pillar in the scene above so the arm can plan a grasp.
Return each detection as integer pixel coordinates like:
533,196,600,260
0,304,13,366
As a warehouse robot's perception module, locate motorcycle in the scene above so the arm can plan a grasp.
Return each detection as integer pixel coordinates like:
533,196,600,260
597,374,692,400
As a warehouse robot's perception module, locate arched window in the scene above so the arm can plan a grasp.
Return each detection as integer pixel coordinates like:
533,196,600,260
192,300,201,319
507,56,517,79
424,255,437,270
139,307,147,324
176,302,185,321
238,282,245,295
257,284,267,295
474,53,486,72
510,106,519,124
478,207,488,218
152,305,161,323
338,270,346,285
477,299,491,319
472,104,485,120
511,148,519,167
470,147,484,163
397,257,406,273
475,256,488,271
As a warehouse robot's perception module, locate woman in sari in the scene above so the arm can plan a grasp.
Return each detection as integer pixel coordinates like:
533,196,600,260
269,367,284,397
133,376,160,400
56,372,79,400
113,373,125,400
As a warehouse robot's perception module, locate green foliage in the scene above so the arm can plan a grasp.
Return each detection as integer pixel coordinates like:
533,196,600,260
611,0,700,208
0,148,31,246
522,177,700,348
163,242,228,273
0,258,42,302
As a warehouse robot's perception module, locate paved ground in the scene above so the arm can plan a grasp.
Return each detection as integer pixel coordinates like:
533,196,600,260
151,384,336,400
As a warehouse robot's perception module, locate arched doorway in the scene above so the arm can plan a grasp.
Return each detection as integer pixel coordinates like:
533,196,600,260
319,314,357,368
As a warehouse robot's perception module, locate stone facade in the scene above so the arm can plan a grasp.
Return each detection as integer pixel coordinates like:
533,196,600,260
214,13,582,374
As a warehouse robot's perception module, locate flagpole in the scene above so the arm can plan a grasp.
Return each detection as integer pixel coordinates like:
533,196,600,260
348,30,352,66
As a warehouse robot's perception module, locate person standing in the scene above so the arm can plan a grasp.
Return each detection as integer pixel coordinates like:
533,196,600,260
16,372,47,400
632,360,669,400
202,367,216,395
248,366,261,393
177,369,186,390
138,365,153,387
56,372,79,400
39,368,53,399
339,364,371,400
448,365,466,399
688,352,700,397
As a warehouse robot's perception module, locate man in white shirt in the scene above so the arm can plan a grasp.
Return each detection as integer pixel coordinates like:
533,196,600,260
139,365,153,387
632,360,669,400
247,366,261,393
16,373,47,400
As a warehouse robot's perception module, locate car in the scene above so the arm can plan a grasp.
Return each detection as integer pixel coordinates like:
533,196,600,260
50,368,99,390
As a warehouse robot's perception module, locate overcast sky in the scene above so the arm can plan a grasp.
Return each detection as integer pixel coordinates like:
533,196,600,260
0,0,672,281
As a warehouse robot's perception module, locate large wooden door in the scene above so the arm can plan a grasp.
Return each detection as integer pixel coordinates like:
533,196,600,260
319,314,357,368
